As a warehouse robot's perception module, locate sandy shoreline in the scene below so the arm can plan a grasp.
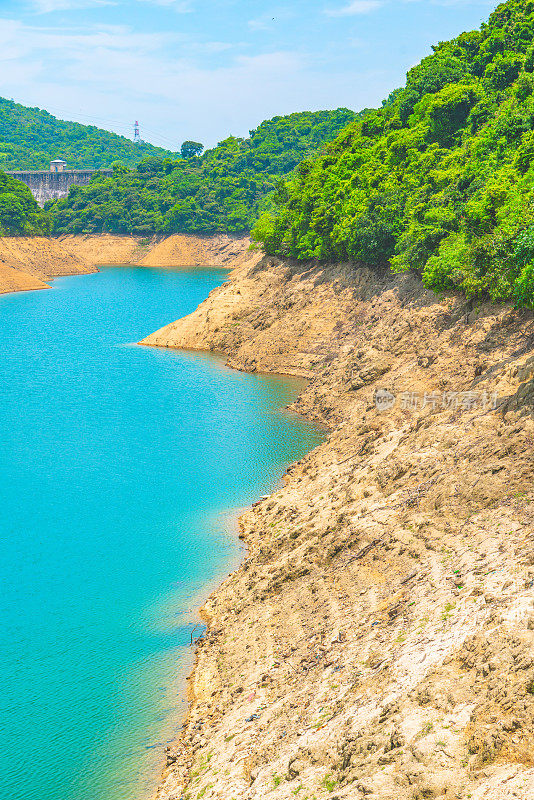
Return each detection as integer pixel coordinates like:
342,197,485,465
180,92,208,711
145,253,534,800
0,236,97,293
58,233,253,269
0,233,252,295
6,235,534,799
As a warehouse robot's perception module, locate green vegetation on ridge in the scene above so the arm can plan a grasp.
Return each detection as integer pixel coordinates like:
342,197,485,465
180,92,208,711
0,172,51,236
254,0,534,307
47,109,363,235
0,97,175,171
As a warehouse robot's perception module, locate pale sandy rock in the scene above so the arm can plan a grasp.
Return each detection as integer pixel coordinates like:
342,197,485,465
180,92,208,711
0,236,95,294
0,263,50,293
139,234,252,268
59,233,150,265
59,232,252,267
146,254,534,800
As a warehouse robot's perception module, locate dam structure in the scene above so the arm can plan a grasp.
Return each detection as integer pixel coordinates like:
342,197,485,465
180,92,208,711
6,161,112,206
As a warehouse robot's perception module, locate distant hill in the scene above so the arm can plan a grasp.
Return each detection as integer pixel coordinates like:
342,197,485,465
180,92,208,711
0,97,176,170
48,108,367,235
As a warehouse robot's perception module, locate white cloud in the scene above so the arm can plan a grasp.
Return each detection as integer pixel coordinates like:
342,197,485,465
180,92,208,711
325,0,383,16
0,16,390,150
135,0,193,9
31,0,115,11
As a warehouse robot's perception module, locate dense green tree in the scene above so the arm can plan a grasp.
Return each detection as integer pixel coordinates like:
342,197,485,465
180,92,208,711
0,98,176,170
253,0,534,308
136,156,166,173
180,141,204,159
0,172,51,234
48,109,365,236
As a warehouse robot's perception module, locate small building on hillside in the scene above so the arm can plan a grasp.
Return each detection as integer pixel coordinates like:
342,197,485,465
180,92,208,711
50,160,67,172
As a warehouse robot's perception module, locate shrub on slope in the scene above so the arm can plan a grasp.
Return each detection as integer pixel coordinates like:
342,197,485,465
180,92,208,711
0,98,174,170
0,172,51,235
254,0,534,307
47,109,364,236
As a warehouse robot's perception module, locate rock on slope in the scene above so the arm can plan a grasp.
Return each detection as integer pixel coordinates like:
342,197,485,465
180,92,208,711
143,256,534,800
0,236,95,294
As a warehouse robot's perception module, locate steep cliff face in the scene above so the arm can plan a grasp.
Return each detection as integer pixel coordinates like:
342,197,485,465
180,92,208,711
0,236,95,294
144,256,534,800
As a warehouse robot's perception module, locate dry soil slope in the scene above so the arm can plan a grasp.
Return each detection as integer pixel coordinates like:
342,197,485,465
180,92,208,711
0,236,95,294
59,233,251,267
145,257,534,800
0,232,251,296
58,234,151,265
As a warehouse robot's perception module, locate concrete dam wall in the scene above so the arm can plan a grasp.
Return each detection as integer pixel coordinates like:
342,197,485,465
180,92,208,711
6,169,112,206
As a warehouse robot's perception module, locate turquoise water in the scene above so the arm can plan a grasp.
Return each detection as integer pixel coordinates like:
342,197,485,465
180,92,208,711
0,266,322,800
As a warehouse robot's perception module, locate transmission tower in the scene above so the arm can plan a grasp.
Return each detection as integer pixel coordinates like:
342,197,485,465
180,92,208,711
133,121,141,143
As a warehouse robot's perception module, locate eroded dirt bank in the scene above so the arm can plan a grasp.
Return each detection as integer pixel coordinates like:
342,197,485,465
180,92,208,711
59,233,251,268
144,256,534,800
0,236,95,294
0,233,251,295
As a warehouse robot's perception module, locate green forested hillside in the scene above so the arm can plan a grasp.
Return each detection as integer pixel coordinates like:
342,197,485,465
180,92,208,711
254,0,534,307
0,98,175,170
0,172,51,235
48,109,363,235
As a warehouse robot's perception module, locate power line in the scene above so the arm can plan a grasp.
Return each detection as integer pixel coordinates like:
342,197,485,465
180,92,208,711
15,99,182,150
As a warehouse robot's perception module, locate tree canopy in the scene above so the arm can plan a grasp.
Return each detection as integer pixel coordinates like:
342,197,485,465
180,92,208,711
253,0,534,308
0,97,176,170
47,109,365,236
181,141,204,159
0,172,51,235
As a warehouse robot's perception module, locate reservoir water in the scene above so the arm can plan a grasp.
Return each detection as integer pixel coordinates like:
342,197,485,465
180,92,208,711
0,266,323,800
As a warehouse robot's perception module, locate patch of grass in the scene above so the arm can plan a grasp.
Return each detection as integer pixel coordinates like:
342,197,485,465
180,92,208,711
417,721,434,739
273,774,282,788
321,775,338,792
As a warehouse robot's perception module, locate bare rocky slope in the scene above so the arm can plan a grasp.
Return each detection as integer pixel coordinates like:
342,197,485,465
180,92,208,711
0,236,95,294
143,255,534,800
59,233,251,268
0,233,250,295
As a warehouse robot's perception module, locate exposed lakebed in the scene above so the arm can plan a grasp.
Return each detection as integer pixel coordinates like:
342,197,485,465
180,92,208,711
0,266,323,800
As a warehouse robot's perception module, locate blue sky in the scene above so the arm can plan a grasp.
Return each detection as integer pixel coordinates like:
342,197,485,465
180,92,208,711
0,0,495,152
